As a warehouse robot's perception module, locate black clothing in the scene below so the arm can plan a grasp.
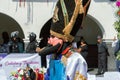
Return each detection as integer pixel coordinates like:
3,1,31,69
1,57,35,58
98,52,107,74
97,42,108,53
26,32,38,53
51,0,83,37
80,45,88,59
9,43,19,53
8,40,24,53
50,0,91,42
97,42,108,74
26,40,38,53
39,43,61,56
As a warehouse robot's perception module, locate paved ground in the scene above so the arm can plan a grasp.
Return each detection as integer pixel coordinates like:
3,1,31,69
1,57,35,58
88,68,120,80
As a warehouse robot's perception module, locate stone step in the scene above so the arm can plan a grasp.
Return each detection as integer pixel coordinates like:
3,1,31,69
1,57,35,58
103,72,120,80
88,72,120,80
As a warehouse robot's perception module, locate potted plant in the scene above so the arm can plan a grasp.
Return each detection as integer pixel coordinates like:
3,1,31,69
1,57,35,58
114,0,120,32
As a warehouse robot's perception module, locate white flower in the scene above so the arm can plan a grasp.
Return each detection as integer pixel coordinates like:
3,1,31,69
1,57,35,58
18,76,22,80
19,69,24,75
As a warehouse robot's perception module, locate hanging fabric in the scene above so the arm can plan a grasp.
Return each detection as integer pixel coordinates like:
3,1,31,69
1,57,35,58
19,0,22,7
24,0,26,7
19,0,26,7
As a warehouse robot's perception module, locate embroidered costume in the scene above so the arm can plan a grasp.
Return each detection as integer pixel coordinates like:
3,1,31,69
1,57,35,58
37,0,91,80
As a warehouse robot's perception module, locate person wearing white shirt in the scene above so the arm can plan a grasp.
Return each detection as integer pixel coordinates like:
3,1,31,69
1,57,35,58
112,35,120,72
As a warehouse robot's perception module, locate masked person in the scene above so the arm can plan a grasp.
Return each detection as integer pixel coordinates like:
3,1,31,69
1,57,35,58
36,0,91,58
8,31,24,53
26,32,38,53
36,0,91,80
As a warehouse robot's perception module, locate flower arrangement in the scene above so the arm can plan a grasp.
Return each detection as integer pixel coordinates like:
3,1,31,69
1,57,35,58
114,0,120,32
8,66,47,80
9,68,25,80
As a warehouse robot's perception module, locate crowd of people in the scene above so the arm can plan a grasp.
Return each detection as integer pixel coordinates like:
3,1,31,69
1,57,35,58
0,31,39,54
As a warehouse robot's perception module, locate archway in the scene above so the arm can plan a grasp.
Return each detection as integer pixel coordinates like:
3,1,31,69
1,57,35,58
76,14,104,45
0,13,25,43
39,19,52,48
39,18,52,67
39,15,104,68
76,15,104,68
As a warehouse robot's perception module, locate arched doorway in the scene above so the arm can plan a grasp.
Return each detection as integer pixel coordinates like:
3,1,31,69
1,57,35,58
76,15,104,68
0,13,25,43
39,19,52,48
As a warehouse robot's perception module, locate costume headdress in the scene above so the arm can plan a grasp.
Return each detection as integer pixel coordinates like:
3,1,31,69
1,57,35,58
50,0,91,42
38,0,91,56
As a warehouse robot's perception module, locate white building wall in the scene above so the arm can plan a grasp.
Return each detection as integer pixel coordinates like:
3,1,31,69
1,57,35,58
0,0,57,40
0,0,118,41
88,0,117,40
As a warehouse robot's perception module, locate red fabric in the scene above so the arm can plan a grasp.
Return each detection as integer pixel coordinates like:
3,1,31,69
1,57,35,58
62,47,70,55
37,73,44,80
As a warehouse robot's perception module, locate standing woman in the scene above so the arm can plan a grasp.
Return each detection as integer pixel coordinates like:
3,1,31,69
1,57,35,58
76,39,88,60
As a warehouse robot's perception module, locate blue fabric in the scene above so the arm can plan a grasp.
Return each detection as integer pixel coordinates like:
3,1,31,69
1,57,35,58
0,44,9,53
49,59,66,80
114,40,120,54
116,60,120,72
18,42,24,53
45,71,50,80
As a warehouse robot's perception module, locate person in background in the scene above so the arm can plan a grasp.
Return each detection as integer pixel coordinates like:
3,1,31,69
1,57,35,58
77,36,84,48
112,34,120,72
75,39,88,60
96,36,109,75
26,32,38,53
0,32,10,53
8,31,24,53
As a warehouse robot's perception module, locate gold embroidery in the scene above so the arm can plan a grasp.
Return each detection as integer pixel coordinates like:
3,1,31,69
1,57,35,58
79,0,84,14
61,55,67,66
53,6,59,23
74,71,87,80
63,0,83,36
50,30,74,42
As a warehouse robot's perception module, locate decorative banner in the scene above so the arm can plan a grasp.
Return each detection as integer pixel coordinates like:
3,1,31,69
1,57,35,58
0,53,7,61
0,53,41,79
0,53,7,68
19,0,26,7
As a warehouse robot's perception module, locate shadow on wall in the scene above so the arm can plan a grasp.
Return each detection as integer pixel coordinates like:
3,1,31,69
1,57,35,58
12,0,57,2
